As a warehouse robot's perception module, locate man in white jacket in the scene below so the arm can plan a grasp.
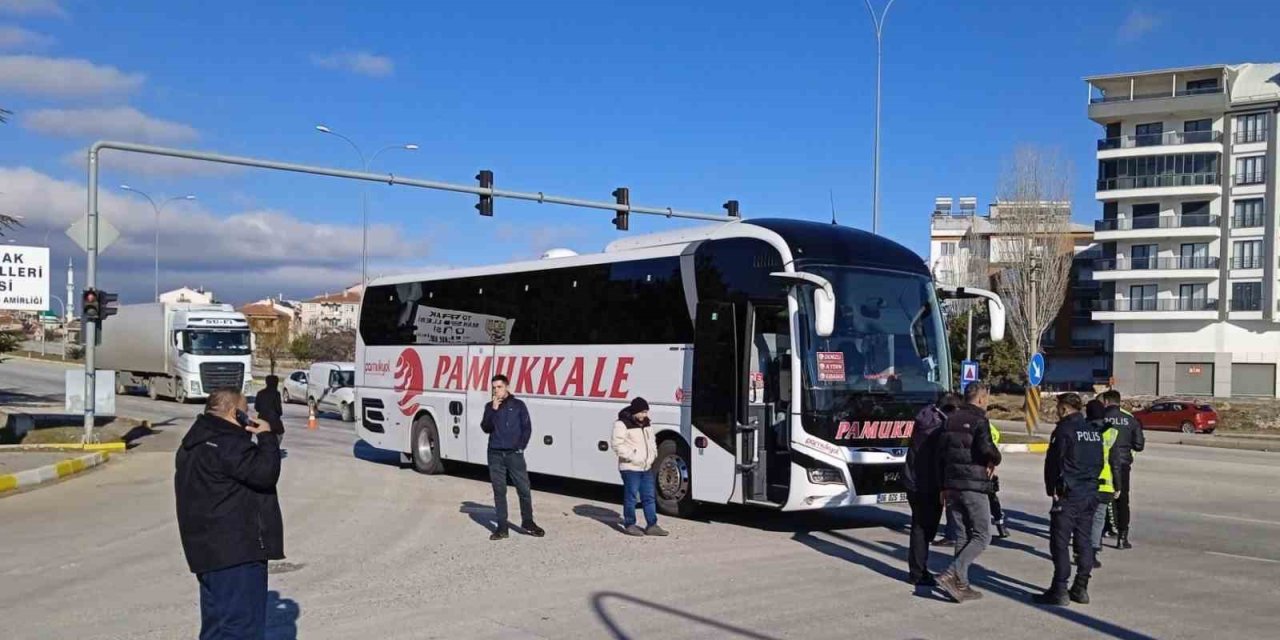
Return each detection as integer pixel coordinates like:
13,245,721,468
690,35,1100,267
612,397,668,537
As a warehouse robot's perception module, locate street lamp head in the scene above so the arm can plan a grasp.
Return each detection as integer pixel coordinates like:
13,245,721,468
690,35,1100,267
404,144,420,151
120,184,133,191
315,124,332,134
183,195,196,200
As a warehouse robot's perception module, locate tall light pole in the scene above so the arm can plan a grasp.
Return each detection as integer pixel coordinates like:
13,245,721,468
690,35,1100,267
120,185,196,301
315,125,418,287
864,0,897,235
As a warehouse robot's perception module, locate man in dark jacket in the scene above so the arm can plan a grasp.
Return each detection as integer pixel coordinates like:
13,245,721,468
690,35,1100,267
1100,389,1143,549
1033,392,1103,606
254,375,285,438
934,382,1002,603
175,388,283,639
480,373,544,540
905,392,960,587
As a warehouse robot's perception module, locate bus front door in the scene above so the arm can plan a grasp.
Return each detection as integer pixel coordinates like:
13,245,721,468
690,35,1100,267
743,303,790,505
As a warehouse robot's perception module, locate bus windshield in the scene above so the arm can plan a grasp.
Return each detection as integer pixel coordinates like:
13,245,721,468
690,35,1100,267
796,267,949,407
183,330,252,356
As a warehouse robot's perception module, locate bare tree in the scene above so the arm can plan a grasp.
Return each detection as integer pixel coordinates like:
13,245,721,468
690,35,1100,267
934,226,991,316
991,146,1074,379
0,107,11,124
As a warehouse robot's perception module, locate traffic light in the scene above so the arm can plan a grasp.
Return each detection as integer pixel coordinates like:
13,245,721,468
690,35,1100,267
723,199,740,218
611,187,630,231
98,290,119,321
475,169,494,217
972,311,993,362
82,288,100,322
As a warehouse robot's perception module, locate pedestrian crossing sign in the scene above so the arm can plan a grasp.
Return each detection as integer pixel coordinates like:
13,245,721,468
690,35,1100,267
961,360,979,389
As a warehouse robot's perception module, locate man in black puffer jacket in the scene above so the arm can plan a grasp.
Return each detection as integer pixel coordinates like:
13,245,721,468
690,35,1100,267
905,392,960,587
934,382,1002,603
175,388,284,639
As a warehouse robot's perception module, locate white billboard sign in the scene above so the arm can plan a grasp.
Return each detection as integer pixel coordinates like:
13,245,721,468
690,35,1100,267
413,305,515,345
0,245,50,312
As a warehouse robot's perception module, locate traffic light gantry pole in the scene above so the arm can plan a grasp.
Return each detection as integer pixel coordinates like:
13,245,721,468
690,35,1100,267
81,141,743,441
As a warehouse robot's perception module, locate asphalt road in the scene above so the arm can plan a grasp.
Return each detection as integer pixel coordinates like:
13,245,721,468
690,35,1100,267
2,358,1278,639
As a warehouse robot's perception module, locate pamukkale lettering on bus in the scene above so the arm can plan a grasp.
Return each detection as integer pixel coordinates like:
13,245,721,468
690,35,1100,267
431,354,635,399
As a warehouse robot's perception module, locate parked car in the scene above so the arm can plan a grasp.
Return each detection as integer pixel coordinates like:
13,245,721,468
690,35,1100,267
1133,399,1218,434
282,369,308,404
307,362,356,422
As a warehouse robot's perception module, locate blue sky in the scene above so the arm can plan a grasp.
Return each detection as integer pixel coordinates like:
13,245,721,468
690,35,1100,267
2,0,1279,304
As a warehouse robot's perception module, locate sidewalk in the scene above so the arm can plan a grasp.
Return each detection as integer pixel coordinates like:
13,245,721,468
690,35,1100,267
0,450,111,494
991,418,1279,453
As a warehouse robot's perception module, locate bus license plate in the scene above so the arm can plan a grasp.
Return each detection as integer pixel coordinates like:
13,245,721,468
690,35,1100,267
877,492,907,504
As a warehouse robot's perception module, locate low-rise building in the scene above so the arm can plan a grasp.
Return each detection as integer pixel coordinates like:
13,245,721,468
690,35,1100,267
159,286,213,305
299,284,362,333
239,298,298,342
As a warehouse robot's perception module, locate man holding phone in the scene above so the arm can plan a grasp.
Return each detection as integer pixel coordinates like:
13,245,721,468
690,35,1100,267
480,374,544,540
175,388,284,638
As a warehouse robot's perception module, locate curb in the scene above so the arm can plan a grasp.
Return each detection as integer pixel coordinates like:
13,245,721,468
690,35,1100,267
998,443,1049,454
0,442,127,453
0,451,111,494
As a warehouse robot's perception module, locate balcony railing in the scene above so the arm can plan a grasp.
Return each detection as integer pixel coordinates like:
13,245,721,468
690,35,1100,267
1230,256,1264,269
1235,173,1266,186
1093,256,1219,271
1096,173,1221,191
1090,85,1224,104
1097,130,1221,150
1232,214,1265,228
1234,130,1268,144
1094,214,1219,231
1094,298,1219,312
1230,298,1263,311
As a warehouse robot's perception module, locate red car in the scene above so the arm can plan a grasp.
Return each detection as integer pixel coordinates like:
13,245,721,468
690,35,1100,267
1133,399,1218,434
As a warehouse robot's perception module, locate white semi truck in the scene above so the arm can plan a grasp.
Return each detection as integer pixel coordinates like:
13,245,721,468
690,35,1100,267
97,302,254,402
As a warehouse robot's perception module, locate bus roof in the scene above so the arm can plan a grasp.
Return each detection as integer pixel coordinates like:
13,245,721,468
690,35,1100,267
368,218,928,287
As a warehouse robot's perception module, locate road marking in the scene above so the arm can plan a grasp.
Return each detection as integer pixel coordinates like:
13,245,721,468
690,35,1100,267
1205,551,1280,564
1196,513,1280,527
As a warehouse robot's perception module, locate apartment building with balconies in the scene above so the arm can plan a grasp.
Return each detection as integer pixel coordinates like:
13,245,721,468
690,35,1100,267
1086,62,1280,397
929,197,1112,389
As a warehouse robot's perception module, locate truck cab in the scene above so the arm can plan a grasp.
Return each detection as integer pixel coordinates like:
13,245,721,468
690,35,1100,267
166,305,254,401
307,362,356,422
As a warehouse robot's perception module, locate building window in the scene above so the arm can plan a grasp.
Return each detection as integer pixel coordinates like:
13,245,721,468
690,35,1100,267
1231,282,1263,311
1233,198,1265,228
1181,200,1211,225
1135,122,1164,147
1185,78,1220,94
1236,156,1266,185
1235,113,1268,144
1183,118,1214,143
1179,283,1208,310
1131,203,1160,229
1130,244,1157,269
940,242,956,256
1233,240,1263,269
1179,243,1209,269
1097,153,1220,191
1129,284,1157,311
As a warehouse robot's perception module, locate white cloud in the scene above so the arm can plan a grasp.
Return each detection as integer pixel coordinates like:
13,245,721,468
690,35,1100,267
1117,9,1161,43
27,106,198,143
310,50,394,78
0,0,65,18
0,55,144,98
0,25,53,50
0,165,423,302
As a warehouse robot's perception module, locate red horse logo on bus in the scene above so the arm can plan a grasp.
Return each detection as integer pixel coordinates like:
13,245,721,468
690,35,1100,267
395,348,424,416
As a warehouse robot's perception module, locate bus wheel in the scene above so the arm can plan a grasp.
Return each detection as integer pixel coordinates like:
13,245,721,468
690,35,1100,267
655,439,695,517
411,415,445,475
341,402,355,423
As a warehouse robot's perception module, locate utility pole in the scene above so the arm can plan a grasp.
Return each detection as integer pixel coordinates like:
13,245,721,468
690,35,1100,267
966,306,973,361
863,0,897,235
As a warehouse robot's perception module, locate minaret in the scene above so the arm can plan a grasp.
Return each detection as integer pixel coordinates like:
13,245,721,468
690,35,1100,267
66,258,74,322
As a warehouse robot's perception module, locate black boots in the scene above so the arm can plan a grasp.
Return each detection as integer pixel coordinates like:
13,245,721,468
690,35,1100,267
1032,585,1070,606
1069,576,1091,604
1117,532,1133,549
994,520,1011,539
1093,547,1103,569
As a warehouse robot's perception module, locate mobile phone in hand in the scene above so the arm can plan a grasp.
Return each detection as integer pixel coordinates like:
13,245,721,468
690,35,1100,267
235,409,254,428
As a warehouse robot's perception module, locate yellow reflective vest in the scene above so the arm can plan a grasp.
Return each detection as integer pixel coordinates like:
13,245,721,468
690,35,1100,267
988,423,1001,445
1098,424,1117,494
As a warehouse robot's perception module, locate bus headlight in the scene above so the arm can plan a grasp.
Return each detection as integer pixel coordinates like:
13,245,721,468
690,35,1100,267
808,466,845,485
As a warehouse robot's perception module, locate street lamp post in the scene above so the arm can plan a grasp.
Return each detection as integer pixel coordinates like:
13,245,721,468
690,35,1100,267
315,125,418,287
863,0,897,235
120,185,196,301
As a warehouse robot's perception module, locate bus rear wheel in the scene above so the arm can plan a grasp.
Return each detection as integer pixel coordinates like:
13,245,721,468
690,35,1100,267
410,415,445,475
654,439,695,517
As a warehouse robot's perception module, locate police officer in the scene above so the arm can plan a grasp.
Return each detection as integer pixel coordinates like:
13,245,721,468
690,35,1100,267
1100,389,1143,549
1086,399,1117,569
1033,392,1103,606
987,422,1010,539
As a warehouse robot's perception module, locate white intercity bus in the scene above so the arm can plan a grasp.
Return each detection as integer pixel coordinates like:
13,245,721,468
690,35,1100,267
355,218,1004,515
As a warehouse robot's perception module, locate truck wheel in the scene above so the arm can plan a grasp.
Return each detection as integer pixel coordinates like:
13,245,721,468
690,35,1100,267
410,415,445,475
115,379,127,395
654,439,696,517
341,402,355,423
174,379,187,404
147,380,159,400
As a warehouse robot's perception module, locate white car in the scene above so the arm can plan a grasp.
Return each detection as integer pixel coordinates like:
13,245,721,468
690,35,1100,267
281,370,308,404
308,362,357,422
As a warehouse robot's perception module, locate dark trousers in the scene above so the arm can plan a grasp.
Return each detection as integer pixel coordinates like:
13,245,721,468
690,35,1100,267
488,449,534,529
989,477,1005,523
1049,493,1098,589
907,490,943,582
1113,464,1133,534
198,561,267,640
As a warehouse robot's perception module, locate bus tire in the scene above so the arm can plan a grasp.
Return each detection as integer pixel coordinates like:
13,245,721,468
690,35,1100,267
411,415,445,475
654,438,695,518
341,402,355,423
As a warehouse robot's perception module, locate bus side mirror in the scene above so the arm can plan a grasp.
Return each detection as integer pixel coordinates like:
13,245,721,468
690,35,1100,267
813,288,835,338
987,297,1006,342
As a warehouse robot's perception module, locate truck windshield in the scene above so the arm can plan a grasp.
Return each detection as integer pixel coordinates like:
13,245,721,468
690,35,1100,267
796,266,949,409
184,330,251,356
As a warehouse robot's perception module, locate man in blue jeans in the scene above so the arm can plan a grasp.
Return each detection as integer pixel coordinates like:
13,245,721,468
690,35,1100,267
480,374,545,540
611,397,668,536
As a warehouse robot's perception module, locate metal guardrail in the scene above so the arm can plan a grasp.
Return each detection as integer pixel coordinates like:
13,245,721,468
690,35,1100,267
1231,214,1265,228
1093,256,1219,271
1229,298,1263,311
1094,298,1218,312
1229,256,1264,269
1097,130,1220,150
1094,214,1219,231
1234,130,1268,144
1235,173,1267,186
1096,173,1220,191
1090,85,1224,104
